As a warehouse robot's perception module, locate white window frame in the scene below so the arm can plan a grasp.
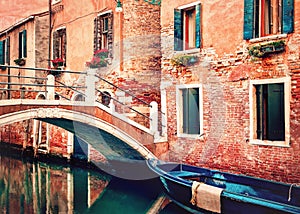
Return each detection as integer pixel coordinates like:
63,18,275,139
176,84,203,138
52,0,62,5
249,77,290,147
19,31,26,58
254,0,282,38
178,1,201,52
4,37,9,64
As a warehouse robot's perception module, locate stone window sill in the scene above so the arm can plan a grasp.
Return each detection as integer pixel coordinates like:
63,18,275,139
249,139,290,147
249,34,287,44
175,48,200,55
177,133,204,139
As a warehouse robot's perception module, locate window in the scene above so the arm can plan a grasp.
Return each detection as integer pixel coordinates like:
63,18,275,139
53,28,66,63
250,78,290,146
0,41,3,65
4,37,10,64
19,30,27,58
0,37,10,65
177,85,203,136
94,12,113,56
244,0,294,39
174,2,201,51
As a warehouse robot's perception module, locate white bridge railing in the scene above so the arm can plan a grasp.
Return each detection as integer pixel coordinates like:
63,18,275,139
0,65,166,142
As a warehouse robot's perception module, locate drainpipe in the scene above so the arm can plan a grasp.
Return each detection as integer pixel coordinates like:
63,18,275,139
48,0,52,68
118,3,123,72
6,33,10,99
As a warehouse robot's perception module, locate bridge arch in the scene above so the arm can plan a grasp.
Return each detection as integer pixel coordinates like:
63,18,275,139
0,107,156,160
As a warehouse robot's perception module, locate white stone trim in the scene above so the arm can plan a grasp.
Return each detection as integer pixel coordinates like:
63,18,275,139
98,10,113,17
176,84,204,139
54,26,66,32
52,0,62,5
178,1,201,9
0,99,152,134
249,77,291,147
249,34,287,43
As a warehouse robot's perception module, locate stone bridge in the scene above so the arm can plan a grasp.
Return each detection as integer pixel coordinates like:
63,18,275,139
0,66,168,174
0,99,163,161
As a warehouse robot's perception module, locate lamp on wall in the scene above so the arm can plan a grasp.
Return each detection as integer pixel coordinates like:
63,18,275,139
115,0,122,12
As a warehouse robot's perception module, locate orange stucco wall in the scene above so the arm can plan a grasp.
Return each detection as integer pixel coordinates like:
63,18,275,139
51,0,119,71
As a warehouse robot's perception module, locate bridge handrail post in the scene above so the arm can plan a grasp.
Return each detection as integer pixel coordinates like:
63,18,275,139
47,75,55,100
150,101,159,139
86,69,96,105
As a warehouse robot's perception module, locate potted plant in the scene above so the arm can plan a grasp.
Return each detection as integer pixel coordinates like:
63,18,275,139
14,58,26,66
86,49,109,68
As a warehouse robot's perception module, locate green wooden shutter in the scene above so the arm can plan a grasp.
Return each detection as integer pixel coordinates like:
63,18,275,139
53,31,59,59
267,84,285,141
0,41,4,65
23,30,27,58
63,29,66,62
188,88,200,134
107,13,113,58
282,0,294,34
19,32,22,58
93,18,98,52
195,4,201,48
174,9,183,51
6,37,10,63
243,0,254,40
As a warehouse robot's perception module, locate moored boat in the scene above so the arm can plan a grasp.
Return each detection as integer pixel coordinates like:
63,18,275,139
146,159,300,214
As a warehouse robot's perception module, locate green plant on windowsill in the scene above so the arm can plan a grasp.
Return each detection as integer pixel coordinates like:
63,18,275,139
14,58,26,66
170,54,198,67
248,40,285,58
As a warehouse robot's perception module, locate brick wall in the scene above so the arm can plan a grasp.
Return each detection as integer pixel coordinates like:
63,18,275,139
119,0,161,110
160,0,300,183
35,15,49,71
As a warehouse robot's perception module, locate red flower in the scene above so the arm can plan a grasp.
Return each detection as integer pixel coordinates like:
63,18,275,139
51,58,64,64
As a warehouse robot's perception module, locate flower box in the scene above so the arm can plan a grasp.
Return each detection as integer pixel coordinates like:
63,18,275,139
51,58,65,68
248,40,285,58
14,58,26,66
86,49,109,68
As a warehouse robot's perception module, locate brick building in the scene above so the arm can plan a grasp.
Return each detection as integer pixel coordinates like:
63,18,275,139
159,0,300,183
0,0,299,183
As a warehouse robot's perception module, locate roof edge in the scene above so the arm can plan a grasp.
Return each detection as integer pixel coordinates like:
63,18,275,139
0,10,49,36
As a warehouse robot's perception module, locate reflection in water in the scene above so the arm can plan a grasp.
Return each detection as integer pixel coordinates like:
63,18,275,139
0,153,187,213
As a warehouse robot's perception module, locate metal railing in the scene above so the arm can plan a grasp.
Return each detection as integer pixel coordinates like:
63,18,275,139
0,65,165,134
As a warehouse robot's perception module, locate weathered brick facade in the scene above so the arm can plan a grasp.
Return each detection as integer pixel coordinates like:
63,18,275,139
160,0,300,183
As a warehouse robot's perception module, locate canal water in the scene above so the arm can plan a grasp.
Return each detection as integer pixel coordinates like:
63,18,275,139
0,151,188,213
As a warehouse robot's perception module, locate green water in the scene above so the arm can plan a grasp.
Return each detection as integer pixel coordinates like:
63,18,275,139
0,152,186,213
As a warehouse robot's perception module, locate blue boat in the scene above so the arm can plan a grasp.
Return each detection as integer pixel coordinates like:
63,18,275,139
146,159,300,214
